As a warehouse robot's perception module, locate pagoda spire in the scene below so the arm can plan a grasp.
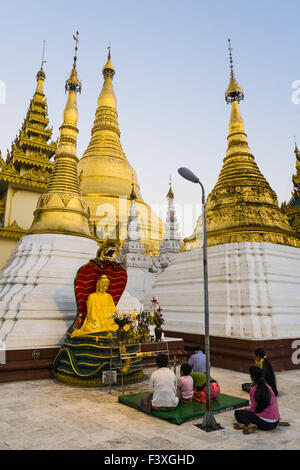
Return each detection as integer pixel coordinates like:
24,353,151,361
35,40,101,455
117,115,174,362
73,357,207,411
35,40,46,95
225,39,244,104
157,178,181,268
81,47,124,154
164,176,180,241
119,183,151,270
126,183,141,243
204,40,300,248
293,139,300,190
282,140,300,233
6,47,57,171
29,32,91,238
78,48,163,253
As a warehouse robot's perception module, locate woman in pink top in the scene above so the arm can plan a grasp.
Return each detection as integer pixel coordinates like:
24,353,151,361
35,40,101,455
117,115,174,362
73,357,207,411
177,363,194,403
234,366,280,434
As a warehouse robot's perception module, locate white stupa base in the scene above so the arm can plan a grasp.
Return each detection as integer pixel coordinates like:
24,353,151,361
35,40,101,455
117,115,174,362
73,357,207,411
117,290,143,313
125,266,157,302
0,233,98,350
144,242,300,340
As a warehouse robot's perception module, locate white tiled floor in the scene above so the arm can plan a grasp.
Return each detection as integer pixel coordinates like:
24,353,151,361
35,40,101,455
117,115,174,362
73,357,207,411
0,367,299,450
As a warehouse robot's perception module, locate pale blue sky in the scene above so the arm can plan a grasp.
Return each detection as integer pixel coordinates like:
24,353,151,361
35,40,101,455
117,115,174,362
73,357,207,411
1,0,300,236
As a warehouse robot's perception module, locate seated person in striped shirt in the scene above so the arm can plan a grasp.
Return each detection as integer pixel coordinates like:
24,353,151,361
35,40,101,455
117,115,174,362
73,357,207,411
177,363,194,403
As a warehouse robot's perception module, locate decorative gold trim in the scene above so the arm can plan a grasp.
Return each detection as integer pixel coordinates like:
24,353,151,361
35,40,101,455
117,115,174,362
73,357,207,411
27,229,92,239
54,369,144,387
0,224,27,240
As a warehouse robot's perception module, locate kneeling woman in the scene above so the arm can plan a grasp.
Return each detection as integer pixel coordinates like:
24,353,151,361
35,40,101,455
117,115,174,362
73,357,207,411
235,366,280,434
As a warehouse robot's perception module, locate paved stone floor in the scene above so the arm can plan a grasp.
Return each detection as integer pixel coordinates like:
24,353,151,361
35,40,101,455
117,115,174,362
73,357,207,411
0,367,299,450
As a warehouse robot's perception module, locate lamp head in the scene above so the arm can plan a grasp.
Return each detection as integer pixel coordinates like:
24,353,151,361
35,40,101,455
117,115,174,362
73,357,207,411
178,167,200,184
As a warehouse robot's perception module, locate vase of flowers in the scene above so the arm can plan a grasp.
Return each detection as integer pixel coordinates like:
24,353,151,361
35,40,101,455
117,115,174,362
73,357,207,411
111,311,134,343
136,311,153,343
151,298,165,342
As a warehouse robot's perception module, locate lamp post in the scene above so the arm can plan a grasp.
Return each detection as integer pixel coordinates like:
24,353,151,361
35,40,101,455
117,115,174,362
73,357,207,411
178,167,221,432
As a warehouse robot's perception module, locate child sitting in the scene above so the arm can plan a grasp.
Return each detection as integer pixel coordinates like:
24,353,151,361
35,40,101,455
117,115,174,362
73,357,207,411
177,363,194,403
241,348,278,396
190,371,220,402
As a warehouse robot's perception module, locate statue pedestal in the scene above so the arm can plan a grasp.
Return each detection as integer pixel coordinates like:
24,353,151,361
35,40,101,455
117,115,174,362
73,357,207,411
146,242,300,372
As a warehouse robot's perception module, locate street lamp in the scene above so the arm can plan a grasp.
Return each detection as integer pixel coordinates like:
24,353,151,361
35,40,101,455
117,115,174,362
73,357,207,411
178,167,221,432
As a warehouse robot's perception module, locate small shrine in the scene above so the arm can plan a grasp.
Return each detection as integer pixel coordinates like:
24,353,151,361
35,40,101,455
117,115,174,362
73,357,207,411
53,242,178,387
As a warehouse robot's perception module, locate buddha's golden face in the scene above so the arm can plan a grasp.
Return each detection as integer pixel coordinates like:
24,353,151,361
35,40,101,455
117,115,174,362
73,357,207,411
97,277,110,293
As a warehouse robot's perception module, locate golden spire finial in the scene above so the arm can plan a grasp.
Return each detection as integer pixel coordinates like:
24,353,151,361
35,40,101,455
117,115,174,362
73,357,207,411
72,31,79,69
294,137,300,165
225,39,244,104
36,40,46,88
102,44,115,78
41,40,46,69
167,174,174,199
228,38,234,78
294,135,299,153
65,31,81,94
95,46,117,109
129,174,137,200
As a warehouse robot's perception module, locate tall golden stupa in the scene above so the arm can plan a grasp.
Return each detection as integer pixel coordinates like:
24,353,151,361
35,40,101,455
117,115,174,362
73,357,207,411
184,40,300,250
29,33,91,239
78,49,163,254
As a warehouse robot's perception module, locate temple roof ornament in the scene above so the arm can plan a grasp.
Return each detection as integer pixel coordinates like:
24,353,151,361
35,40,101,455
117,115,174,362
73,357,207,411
29,32,91,239
102,44,115,77
167,175,174,200
225,39,244,104
129,181,137,201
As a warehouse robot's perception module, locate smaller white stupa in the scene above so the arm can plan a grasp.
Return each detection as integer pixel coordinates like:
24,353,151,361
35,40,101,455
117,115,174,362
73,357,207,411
157,179,182,268
119,184,154,302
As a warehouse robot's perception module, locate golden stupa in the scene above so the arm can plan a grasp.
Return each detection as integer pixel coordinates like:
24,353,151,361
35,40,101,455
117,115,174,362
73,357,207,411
184,40,300,250
30,34,91,239
78,49,163,254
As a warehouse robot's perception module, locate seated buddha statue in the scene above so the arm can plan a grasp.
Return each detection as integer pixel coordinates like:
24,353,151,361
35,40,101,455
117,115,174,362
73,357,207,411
71,274,118,338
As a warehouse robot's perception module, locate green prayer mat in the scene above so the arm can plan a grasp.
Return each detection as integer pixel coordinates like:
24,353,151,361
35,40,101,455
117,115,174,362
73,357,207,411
118,393,249,425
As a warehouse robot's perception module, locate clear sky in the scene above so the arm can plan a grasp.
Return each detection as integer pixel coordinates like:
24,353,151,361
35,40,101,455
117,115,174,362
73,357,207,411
1,0,300,236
